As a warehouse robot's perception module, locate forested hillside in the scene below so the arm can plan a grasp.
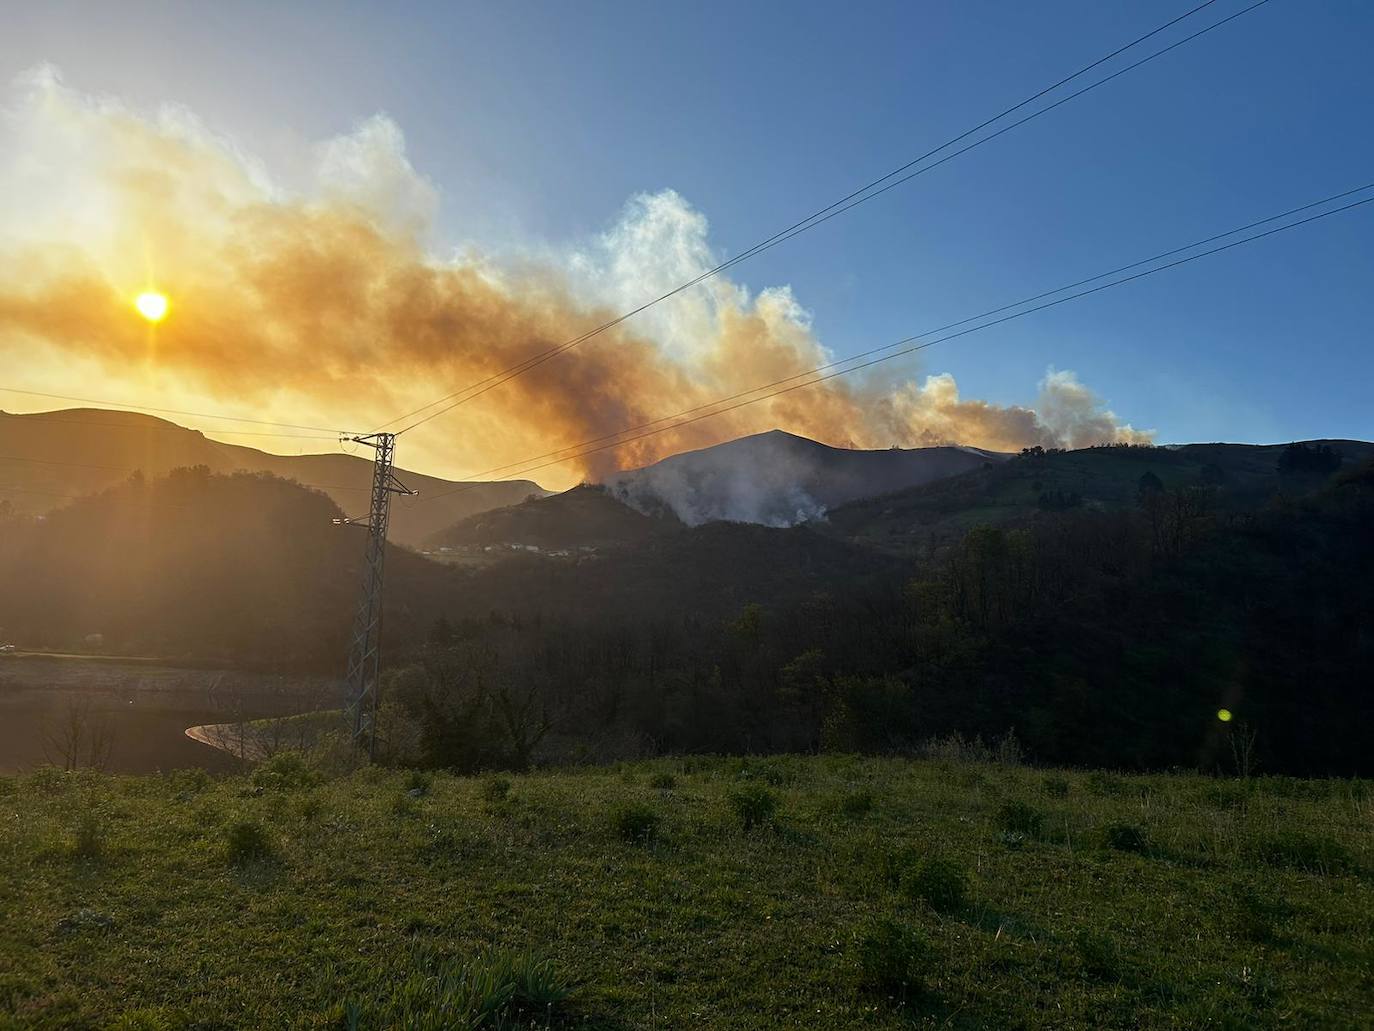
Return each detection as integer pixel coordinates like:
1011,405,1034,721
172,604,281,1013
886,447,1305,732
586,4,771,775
0,468,459,665
3,445,1370,775
0,409,544,546
388,446,1374,776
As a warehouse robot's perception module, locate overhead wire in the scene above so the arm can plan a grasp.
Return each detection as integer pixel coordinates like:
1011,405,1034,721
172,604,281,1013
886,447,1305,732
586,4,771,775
0,386,358,436
451,181,1374,482
0,452,373,493
0,411,342,441
410,185,1374,503
385,0,1271,436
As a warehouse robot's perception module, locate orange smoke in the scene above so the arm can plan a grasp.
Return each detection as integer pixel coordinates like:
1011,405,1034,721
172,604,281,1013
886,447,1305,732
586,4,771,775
0,69,1150,486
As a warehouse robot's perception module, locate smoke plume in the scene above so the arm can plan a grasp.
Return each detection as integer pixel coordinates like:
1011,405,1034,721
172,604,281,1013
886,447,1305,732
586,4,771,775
0,69,1151,486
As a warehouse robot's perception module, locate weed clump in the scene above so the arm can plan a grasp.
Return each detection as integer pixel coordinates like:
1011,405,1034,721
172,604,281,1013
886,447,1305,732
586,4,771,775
856,918,931,999
735,757,797,787
902,855,968,913
1085,772,1130,798
71,809,105,861
1073,930,1122,980
1255,832,1353,874
300,793,324,823
840,789,875,817
225,820,276,866
480,776,511,805
165,768,212,796
28,767,70,795
404,770,433,796
648,772,677,791
610,803,660,844
251,752,320,793
363,949,575,1027
1103,823,1149,854
998,800,1044,838
1234,887,1291,943
727,783,779,832
1042,776,1070,798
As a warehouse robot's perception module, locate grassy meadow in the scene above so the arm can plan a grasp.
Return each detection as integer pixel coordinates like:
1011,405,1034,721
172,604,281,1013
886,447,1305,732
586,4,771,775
1,754,1371,1029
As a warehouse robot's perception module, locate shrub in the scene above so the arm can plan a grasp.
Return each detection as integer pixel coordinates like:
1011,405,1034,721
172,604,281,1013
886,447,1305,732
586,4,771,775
735,757,797,787
1085,772,1130,797
998,800,1044,838
364,949,574,1027
876,845,919,891
903,855,968,913
165,768,212,796
1256,832,1353,874
610,803,660,844
1074,930,1122,980
27,766,69,794
405,770,433,796
504,950,577,1010
71,809,105,861
648,772,677,791
107,1007,181,1030
727,784,779,832
840,790,875,817
1104,823,1149,854
1042,776,1070,798
251,752,321,793
1234,888,1290,943
480,776,511,805
225,820,276,865
300,793,324,823
856,919,930,998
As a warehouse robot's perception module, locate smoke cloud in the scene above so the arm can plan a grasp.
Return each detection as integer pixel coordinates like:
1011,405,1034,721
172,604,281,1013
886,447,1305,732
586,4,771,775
0,69,1151,487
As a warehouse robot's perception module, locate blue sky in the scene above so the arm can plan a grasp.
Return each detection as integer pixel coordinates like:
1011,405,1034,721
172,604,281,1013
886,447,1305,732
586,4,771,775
4,0,1372,445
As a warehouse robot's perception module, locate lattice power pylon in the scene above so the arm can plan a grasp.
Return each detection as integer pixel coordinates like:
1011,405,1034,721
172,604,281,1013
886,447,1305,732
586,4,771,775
338,432,415,758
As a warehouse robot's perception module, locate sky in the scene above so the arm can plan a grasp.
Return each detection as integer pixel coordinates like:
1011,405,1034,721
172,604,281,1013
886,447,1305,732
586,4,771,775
1,0,1371,486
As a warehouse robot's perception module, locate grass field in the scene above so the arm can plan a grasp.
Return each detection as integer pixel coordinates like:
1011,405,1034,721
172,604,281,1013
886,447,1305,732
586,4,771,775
1,754,1370,1029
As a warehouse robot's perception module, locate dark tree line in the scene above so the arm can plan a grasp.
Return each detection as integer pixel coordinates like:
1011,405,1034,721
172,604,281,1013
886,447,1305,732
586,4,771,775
395,457,1374,776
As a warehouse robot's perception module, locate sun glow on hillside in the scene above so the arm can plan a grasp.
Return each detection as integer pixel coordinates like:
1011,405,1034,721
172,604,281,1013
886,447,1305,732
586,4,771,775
134,291,169,323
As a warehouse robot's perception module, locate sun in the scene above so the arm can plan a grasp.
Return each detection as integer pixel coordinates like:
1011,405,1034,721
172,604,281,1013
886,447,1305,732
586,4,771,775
134,291,170,323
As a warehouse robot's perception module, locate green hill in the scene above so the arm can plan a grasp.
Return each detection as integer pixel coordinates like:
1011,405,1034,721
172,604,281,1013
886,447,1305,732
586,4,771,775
824,440,1374,555
1,755,1369,1028
0,467,461,665
0,409,545,548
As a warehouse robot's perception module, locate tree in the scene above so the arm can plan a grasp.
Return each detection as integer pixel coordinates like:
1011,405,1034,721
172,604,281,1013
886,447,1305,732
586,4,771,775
1278,443,1342,477
42,696,115,772
1136,471,1164,499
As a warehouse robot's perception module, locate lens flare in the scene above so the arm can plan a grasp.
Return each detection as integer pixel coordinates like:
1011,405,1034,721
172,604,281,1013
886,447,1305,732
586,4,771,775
1217,709,1233,723
135,291,169,323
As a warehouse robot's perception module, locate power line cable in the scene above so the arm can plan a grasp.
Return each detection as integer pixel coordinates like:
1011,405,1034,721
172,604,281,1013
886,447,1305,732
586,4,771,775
0,453,374,492
387,0,1270,435
457,181,1374,481
414,187,1372,502
0,386,358,435
0,412,341,441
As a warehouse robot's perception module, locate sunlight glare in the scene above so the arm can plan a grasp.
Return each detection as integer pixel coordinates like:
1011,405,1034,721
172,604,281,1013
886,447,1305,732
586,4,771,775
135,291,169,323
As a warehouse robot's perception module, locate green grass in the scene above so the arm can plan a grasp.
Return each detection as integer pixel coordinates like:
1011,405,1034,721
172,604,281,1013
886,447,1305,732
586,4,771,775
1,757,1371,1028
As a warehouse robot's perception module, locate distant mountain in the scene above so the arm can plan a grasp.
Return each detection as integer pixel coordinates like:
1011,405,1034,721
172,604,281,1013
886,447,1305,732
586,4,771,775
0,467,460,664
425,484,677,554
0,409,546,547
823,438,1374,555
603,429,1007,527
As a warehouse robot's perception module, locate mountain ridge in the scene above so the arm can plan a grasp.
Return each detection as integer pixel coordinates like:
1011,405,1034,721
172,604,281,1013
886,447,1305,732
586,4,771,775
0,408,546,547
